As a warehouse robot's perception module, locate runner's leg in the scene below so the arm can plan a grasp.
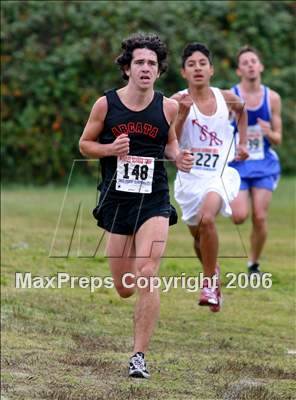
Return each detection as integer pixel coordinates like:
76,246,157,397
188,225,202,263
197,192,222,278
249,187,272,263
231,190,249,224
106,233,136,298
133,216,169,353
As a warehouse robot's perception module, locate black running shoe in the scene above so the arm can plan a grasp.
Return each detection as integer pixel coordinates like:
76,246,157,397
248,262,261,276
128,352,150,379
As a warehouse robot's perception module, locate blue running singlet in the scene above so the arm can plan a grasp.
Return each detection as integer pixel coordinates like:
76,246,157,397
229,85,281,179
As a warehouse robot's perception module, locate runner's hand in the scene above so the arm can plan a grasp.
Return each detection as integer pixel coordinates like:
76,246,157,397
178,94,193,118
235,143,249,161
111,134,130,157
176,149,194,172
257,118,272,138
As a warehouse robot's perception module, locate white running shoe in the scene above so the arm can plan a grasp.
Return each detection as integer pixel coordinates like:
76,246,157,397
128,352,150,379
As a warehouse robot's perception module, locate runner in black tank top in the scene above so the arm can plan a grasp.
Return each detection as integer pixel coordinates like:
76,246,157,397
93,88,177,234
79,33,193,379
99,88,170,197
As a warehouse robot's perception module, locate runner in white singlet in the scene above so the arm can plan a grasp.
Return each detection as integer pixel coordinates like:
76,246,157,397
172,43,248,312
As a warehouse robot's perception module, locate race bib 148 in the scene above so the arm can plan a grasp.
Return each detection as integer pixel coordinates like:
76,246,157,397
116,155,155,194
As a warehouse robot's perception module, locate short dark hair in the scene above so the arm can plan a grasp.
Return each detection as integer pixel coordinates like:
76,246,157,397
116,32,168,80
182,43,212,67
236,45,262,66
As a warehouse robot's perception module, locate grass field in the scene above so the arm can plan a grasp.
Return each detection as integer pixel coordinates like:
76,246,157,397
1,177,296,400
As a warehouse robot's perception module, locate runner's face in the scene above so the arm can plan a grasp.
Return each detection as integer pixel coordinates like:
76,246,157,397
237,51,263,81
181,51,213,87
125,48,160,89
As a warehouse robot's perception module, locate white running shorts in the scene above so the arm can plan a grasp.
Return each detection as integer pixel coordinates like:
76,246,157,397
174,167,240,225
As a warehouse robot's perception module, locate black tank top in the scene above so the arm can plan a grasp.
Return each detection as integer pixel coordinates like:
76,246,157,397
99,89,170,196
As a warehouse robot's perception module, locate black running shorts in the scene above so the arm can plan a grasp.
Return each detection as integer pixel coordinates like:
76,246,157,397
93,190,178,235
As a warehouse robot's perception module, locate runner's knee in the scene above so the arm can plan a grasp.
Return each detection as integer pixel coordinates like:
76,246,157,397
199,213,215,230
232,211,248,224
252,212,267,228
137,258,159,281
113,272,136,298
114,283,135,298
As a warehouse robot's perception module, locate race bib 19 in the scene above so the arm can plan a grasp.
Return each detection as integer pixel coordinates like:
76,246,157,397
246,124,264,160
191,147,220,171
116,155,155,194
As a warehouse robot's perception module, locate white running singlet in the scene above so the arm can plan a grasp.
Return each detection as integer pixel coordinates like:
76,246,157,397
174,87,240,225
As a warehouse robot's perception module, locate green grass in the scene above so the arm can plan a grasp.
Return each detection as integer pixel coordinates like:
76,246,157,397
1,177,296,399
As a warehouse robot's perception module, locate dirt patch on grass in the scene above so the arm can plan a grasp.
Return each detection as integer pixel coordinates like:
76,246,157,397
71,333,127,352
206,359,296,380
58,354,121,376
222,379,283,400
40,382,160,400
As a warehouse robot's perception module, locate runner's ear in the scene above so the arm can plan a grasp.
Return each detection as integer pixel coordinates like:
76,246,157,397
210,65,214,78
236,67,242,78
180,68,187,79
124,65,130,78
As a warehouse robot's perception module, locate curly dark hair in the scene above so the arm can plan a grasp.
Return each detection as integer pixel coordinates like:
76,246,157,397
181,43,213,67
116,32,168,80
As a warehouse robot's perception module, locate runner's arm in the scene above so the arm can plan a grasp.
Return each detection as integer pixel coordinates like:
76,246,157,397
163,98,193,172
222,90,248,161
79,97,129,158
170,92,192,141
261,90,282,145
222,90,248,145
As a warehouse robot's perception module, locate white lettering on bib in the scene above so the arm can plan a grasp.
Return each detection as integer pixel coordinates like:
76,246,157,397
116,155,155,193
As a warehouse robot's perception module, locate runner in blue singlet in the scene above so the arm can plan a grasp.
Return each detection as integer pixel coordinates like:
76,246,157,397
229,46,282,275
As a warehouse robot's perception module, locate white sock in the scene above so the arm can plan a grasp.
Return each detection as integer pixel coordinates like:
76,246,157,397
247,260,256,268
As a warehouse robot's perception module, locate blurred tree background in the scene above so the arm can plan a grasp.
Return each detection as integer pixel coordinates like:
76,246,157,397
2,0,295,184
